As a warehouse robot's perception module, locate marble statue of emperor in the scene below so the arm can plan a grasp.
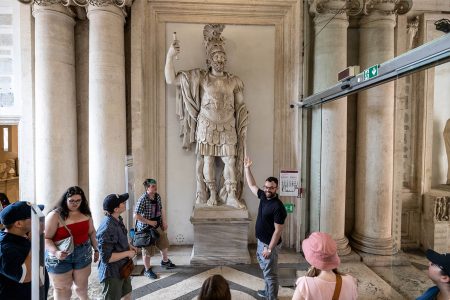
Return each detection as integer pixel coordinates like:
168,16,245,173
164,24,249,209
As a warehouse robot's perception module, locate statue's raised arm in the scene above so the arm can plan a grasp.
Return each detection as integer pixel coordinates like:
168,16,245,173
164,24,249,210
165,35,180,85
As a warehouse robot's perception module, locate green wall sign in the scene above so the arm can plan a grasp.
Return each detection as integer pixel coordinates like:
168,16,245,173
363,64,379,80
284,203,294,214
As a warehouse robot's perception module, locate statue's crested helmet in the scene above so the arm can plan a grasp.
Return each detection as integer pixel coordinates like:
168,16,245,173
203,24,226,68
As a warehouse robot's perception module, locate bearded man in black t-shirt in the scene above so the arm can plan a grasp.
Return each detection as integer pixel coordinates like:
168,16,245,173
244,157,287,300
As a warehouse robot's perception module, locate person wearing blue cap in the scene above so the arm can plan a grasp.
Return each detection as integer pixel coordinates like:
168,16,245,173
97,193,137,300
417,249,450,300
0,201,48,299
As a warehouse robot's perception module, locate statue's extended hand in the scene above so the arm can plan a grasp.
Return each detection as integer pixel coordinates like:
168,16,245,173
244,156,252,168
168,39,180,59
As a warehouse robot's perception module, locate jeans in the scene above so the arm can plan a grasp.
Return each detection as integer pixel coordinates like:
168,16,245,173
256,239,281,300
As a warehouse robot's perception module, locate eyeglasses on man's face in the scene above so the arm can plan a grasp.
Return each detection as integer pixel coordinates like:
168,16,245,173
263,185,277,191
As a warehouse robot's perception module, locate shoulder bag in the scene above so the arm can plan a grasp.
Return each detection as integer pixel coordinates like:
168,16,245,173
50,212,75,257
120,258,135,279
332,273,342,300
131,221,160,248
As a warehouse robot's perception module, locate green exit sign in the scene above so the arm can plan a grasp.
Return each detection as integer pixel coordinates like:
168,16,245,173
284,203,294,214
363,64,379,80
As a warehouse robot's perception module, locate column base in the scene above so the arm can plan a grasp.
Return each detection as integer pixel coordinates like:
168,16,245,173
190,205,251,265
335,236,352,256
351,231,396,255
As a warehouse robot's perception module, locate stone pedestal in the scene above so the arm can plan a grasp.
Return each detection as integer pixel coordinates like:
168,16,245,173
421,186,450,253
190,205,251,265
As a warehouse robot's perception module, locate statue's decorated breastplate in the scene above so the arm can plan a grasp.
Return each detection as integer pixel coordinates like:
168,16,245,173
200,74,236,123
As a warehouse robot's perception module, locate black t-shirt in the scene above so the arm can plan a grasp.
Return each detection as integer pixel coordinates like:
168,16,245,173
0,231,32,299
255,189,287,245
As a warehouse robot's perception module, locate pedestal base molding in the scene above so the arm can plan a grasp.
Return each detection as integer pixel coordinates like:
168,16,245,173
190,205,251,265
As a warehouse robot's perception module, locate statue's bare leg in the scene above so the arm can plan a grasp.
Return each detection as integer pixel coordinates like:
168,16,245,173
222,156,245,209
196,154,207,204
204,155,218,206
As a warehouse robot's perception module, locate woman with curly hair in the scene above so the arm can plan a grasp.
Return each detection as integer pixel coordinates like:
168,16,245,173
44,186,99,300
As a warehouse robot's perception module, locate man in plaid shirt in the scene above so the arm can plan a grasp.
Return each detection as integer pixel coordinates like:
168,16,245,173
134,179,176,279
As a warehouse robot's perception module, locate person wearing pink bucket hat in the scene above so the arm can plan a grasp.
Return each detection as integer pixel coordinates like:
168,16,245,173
292,232,357,300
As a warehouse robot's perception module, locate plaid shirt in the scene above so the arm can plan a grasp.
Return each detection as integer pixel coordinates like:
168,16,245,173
134,192,162,232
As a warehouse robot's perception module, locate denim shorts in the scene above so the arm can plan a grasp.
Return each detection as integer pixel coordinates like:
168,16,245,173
45,240,92,274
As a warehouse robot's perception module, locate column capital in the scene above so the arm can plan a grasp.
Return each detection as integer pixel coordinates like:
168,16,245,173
362,0,412,16
86,1,128,21
30,0,132,8
33,1,76,20
309,0,364,16
75,0,132,7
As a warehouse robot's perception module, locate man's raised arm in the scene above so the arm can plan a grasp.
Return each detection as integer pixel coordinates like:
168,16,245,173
244,157,259,196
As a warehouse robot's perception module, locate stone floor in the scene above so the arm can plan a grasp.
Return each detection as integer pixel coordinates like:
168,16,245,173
48,246,433,300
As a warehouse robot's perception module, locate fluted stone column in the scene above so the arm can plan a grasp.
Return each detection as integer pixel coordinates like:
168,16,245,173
75,20,90,196
351,2,397,255
33,3,77,211
309,0,351,255
87,4,127,226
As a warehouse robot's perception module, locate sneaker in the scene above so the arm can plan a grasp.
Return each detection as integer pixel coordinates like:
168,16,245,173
257,290,267,298
144,268,158,279
161,259,176,269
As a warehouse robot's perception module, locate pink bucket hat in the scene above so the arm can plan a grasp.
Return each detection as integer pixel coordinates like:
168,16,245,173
302,232,340,271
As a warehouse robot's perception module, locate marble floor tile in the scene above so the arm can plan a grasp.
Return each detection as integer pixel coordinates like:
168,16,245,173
47,246,434,300
341,262,404,300
371,265,433,299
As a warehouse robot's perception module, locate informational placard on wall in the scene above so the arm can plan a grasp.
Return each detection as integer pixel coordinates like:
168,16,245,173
279,170,299,197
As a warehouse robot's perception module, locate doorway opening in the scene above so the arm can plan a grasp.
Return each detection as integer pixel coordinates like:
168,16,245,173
0,124,19,205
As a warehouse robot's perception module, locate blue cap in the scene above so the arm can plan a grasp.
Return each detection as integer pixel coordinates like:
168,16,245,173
0,201,45,226
426,249,450,276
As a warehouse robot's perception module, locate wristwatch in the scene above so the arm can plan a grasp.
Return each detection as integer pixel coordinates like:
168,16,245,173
267,248,272,253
